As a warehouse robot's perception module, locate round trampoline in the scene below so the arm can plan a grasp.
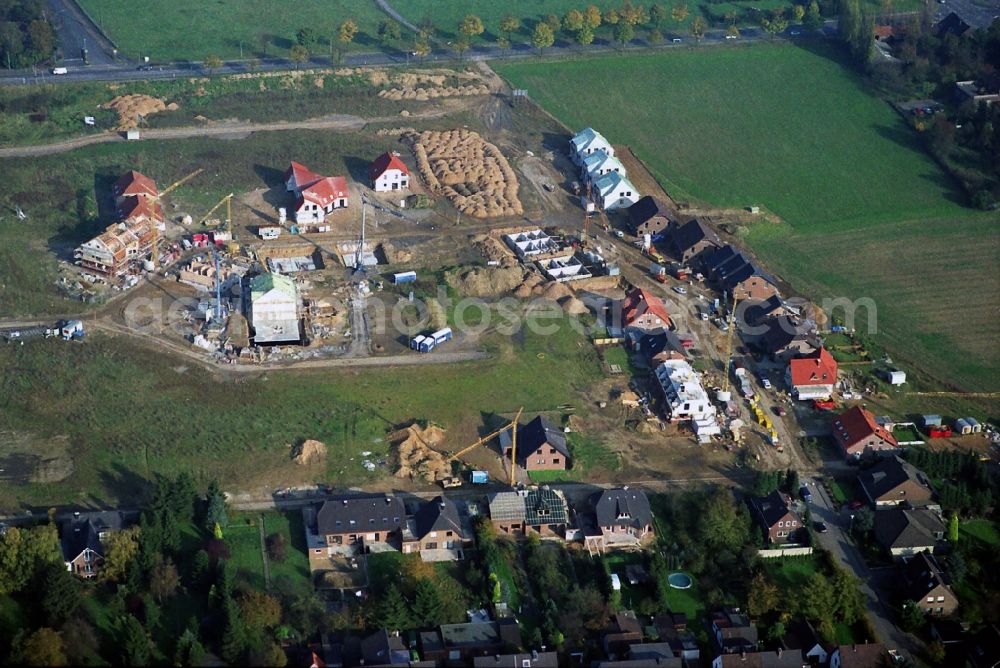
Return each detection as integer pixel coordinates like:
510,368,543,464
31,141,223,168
667,572,693,589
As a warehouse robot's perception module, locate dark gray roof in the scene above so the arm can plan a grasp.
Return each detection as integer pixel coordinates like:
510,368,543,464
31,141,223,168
59,510,134,562
627,196,674,230
936,11,970,38
874,508,945,550
782,619,825,653
749,490,795,529
718,259,759,291
594,660,683,668
316,494,405,536
501,416,570,462
524,488,568,526
412,496,463,540
859,456,932,502
473,652,559,667
595,488,654,529
628,643,675,660
902,553,955,603
704,244,739,272
742,295,784,327
439,622,502,648
668,219,718,256
360,629,409,666
716,650,810,667
631,330,687,359
712,609,759,650
760,316,812,354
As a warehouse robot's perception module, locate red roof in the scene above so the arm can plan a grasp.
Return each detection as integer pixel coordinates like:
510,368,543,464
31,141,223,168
117,195,163,222
789,347,838,387
299,176,349,208
622,287,672,329
112,170,159,199
833,406,897,454
285,161,324,190
369,151,409,182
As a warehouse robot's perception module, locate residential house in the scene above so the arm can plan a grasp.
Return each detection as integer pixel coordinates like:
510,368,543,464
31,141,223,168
748,490,802,545
593,171,639,211
247,272,301,345
666,218,719,265
781,619,828,665
873,508,945,559
732,274,781,303
936,12,971,39
858,456,934,509
359,629,410,667
654,614,700,661
711,609,758,654
832,406,899,460
828,643,891,668
59,510,136,579
603,610,644,658
628,195,675,237
488,488,569,538
955,75,1000,106
758,316,817,361
570,127,615,165
473,652,559,667
742,296,792,330
499,416,570,473
629,330,688,365
75,170,162,278
285,161,349,229
901,552,959,616
418,630,447,664
786,347,839,400
588,488,655,550
402,496,470,559
369,152,410,192
712,649,810,668
315,494,406,553
967,625,1000,668
594,658,682,667
653,360,720,441
622,287,672,332
439,620,520,662
583,150,627,183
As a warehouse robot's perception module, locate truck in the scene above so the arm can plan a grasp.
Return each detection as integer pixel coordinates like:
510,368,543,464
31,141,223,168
470,470,489,484
60,320,85,340
392,271,417,284
649,263,667,283
671,264,690,280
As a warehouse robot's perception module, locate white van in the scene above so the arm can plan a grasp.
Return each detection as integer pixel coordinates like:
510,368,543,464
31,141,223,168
52,67,68,75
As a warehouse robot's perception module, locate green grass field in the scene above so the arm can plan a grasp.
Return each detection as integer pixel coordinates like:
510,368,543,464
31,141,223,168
77,0,389,61
961,519,1000,548
497,43,1000,395
764,555,819,589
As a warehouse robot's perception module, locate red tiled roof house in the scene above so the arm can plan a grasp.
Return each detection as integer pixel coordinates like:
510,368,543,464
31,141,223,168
369,152,410,192
622,287,672,332
832,406,899,459
284,161,349,231
786,347,839,400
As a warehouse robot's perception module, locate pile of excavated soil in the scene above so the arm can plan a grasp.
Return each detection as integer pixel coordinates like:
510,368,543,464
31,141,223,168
103,94,177,130
291,439,327,465
513,273,544,298
446,265,526,297
541,281,572,301
407,129,522,218
390,423,451,483
379,84,489,101
376,126,417,136
474,235,517,267
561,296,589,314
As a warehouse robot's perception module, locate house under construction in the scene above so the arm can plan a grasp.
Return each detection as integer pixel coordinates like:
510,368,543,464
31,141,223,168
75,170,163,279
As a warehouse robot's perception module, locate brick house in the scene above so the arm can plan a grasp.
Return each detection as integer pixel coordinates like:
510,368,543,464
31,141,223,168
500,415,570,472
873,508,945,559
315,494,406,552
594,488,655,543
832,406,899,459
748,490,802,545
369,151,410,192
488,488,569,538
59,510,136,579
901,553,959,617
859,456,934,509
758,315,818,361
828,643,891,668
627,195,675,237
621,287,672,332
711,609,758,654
732,274,781,303
786,347,839,400
401,495,470,559
666,218,720,265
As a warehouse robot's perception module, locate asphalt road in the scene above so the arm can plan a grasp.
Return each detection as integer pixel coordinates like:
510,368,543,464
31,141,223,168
45,0,117,67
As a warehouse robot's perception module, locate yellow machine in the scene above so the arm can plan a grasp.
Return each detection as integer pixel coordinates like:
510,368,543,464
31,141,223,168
448,407,523,485
199,193,234,229
145,168,203,267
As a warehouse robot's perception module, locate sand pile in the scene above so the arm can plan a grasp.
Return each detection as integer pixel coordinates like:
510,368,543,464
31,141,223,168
376,126,416,137
291,439,327,465
541,281,572,300
513,273,544,298
380,84,489,100
407,129,522,218
447,266,525,297
103,94,177,130
378,69,489,100
474,235,517,266
561,296,589,314
390,423,451,483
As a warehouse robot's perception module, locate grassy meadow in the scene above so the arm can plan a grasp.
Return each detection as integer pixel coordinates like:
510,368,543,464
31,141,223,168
497,43,1000,395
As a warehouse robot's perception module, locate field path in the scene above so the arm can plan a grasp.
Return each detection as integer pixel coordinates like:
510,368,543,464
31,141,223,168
0,106,458,158
373,0,420,34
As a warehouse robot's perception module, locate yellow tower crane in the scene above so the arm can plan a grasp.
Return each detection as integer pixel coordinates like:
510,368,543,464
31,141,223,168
720,298,740,395
144,168,203,268
447,407,523,485
199,193,234,229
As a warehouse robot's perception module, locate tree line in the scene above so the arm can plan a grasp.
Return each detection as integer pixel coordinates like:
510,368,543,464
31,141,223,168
0,0,56,69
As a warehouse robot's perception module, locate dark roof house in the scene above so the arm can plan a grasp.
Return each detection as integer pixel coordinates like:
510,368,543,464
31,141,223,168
594,488,654,532
666,218,719,263
500,416,571,471
316,494,406,537
748,490,802,545
712,609,758,653
901,552,959,616
409,496,464,540
359,629,410,666
859,456,934,509
874,508,945,558
627,195,675,236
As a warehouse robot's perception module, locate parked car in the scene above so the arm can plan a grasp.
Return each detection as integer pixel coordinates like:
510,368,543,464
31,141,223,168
672,37,683,43
773,405,787,417
849,499,864,510
814,521,828,533
799,486,813,502
672,286,687,295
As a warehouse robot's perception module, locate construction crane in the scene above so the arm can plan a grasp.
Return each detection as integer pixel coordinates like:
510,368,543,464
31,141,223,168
199,193,234,229
719,298,740,395
156,168,204,200
447,407,523,484
582,182,592,248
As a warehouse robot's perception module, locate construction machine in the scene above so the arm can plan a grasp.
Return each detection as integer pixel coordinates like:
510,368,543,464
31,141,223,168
719,299,740,396
447,407,523,485
199,193,234,230
144,168,203,267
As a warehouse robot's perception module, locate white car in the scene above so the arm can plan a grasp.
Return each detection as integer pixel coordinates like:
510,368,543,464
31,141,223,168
761,378,772,390
672,286,687,295
725,34,739,39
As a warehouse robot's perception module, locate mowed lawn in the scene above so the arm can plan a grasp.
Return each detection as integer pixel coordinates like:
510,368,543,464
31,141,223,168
498,44,1000,392
77,0,388,61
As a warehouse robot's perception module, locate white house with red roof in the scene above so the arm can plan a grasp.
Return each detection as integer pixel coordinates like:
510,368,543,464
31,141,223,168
621,287,672,332
369,152,410,192
832,405,899,459
786,347,839,400
284,161,349,230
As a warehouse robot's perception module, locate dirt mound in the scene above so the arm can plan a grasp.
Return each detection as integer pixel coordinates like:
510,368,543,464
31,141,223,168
447,265,525,297
390,423,450,483
561,296,589,314
103,94,174,130
291,439,327,465
542,281,572,301
406,129,522,218
475,236,517,266
379,69,489,100
380,84,490,101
